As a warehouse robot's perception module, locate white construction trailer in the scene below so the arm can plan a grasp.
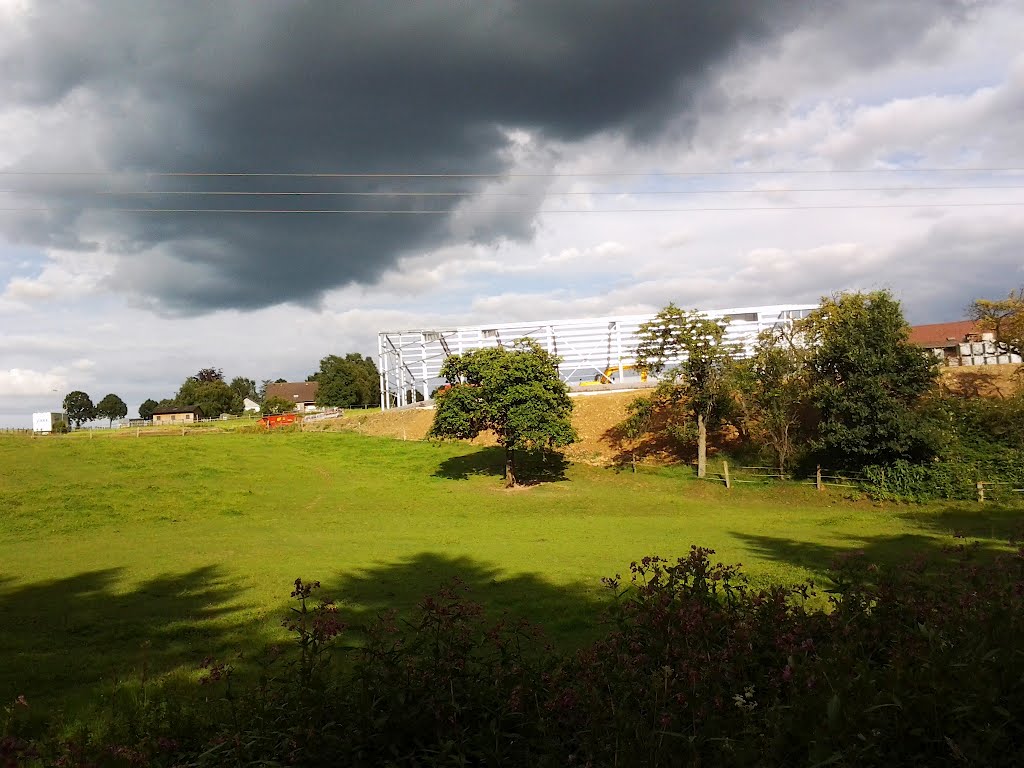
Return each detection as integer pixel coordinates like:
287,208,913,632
377,304,818,409
32,411,66,433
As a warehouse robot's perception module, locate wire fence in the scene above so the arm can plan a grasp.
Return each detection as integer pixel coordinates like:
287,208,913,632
712,463,866,491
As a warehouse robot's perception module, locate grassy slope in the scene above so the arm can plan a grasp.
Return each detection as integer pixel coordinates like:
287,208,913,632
1,430,1021,721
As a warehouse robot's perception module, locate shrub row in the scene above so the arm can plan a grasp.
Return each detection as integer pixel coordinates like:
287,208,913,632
5,544,1024,767
862,453,1024,501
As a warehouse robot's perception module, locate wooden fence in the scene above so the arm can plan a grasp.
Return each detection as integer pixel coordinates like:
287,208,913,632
715,462,861,491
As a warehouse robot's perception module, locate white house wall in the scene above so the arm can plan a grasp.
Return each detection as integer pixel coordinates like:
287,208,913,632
377,304,818,409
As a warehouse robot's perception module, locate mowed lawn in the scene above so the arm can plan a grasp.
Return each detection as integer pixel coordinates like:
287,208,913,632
1,429,1022,721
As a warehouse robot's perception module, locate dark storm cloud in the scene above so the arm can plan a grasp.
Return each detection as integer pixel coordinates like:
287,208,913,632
0,0,970,312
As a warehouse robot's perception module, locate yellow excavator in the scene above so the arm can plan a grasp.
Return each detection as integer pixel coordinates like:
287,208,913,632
586,365,648,384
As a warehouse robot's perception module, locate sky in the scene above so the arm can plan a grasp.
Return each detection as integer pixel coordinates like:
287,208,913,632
2,0,1023,426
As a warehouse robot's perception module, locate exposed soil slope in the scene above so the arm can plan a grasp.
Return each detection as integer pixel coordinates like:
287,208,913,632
318,364,1021,465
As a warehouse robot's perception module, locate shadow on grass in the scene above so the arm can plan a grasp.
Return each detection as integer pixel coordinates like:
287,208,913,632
0,552,610,728
897,503,1024,542
317,552,606,649
0,566,250,718
434,447,570,485
732,522,1019,581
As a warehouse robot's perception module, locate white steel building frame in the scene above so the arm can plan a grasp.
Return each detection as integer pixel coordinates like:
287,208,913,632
377,304,818,409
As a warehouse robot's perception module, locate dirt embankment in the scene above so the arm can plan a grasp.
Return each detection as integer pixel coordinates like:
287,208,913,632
313,391,642,465
314,364,1021,465
939,363,1021,397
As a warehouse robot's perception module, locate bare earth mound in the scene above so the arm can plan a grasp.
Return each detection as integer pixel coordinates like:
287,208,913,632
316,391,641,465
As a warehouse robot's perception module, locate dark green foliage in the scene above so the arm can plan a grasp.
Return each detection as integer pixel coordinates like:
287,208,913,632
193,367,223,383
429,340,576,486
61,391,95,429
16,544,1024,767
138,398,159,420
802,291,940,469
174,374,242,419
862,393,1024,501
94,393,128,427
227,376,257,402
310,353,380,408
261,396,295,415
732,328,810,475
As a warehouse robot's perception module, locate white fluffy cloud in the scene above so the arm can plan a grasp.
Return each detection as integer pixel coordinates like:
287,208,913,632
0,367,67,397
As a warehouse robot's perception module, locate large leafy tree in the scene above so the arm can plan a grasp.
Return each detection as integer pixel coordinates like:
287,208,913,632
634,303,735,478
311,353,380,408
429,340,577,487
732,326,809,476
801,291,939,469
95,393,128,427
228,376,257,402
138,398,159,420
970,287,1024,359
62,391,95,429
174,368,242,418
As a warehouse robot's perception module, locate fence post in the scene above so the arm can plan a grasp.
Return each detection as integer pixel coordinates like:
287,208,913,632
136,428,140,438
977,481,985,502
723,460,731,489
182,427,186,437
816,465,823,491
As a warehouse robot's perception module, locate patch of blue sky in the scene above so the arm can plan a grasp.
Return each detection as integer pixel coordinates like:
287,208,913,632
0,243,48,283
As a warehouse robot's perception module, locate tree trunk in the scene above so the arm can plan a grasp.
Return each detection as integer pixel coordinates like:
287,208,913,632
505,447,517,487
697,412,707,479
631,450,637,474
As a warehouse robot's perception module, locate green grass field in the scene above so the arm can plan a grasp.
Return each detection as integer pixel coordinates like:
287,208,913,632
2,429,1022,723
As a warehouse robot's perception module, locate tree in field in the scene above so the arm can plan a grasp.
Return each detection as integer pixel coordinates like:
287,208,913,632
634,304,735,478
310,354,380,408
800,291,940,469
95,393,128,427
261,396,295,415
732,327,809,476
62,391,95,429
138,398,159,420
970,287,1024,359
229,376,257,403
429,340,577,487
174,369,242,418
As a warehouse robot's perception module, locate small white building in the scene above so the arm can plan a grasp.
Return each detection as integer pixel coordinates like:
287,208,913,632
242,397,261,412
32,412,65,433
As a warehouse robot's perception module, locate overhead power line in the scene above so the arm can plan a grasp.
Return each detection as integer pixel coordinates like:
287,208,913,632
1,202,1023,214
1,167,1024,178
3,185,1024,196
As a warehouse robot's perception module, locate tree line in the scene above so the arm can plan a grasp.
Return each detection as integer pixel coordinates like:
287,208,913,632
428,288,1024,496
58,354,383,427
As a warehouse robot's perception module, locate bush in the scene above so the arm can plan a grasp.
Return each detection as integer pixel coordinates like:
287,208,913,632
12,545,1024,766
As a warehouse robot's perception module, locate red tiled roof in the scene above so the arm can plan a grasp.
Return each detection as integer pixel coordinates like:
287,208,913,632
265,381,319,403
908,320,980,348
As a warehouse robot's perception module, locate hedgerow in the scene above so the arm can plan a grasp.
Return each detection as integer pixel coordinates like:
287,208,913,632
5,543,1024,767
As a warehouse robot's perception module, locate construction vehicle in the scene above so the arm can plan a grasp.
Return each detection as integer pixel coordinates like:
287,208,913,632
594,365,647,384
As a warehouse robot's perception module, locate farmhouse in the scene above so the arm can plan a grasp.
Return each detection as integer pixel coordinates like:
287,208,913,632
265,381,319,411
909,321,1022,366
151,406,202,424
242,397,261,413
